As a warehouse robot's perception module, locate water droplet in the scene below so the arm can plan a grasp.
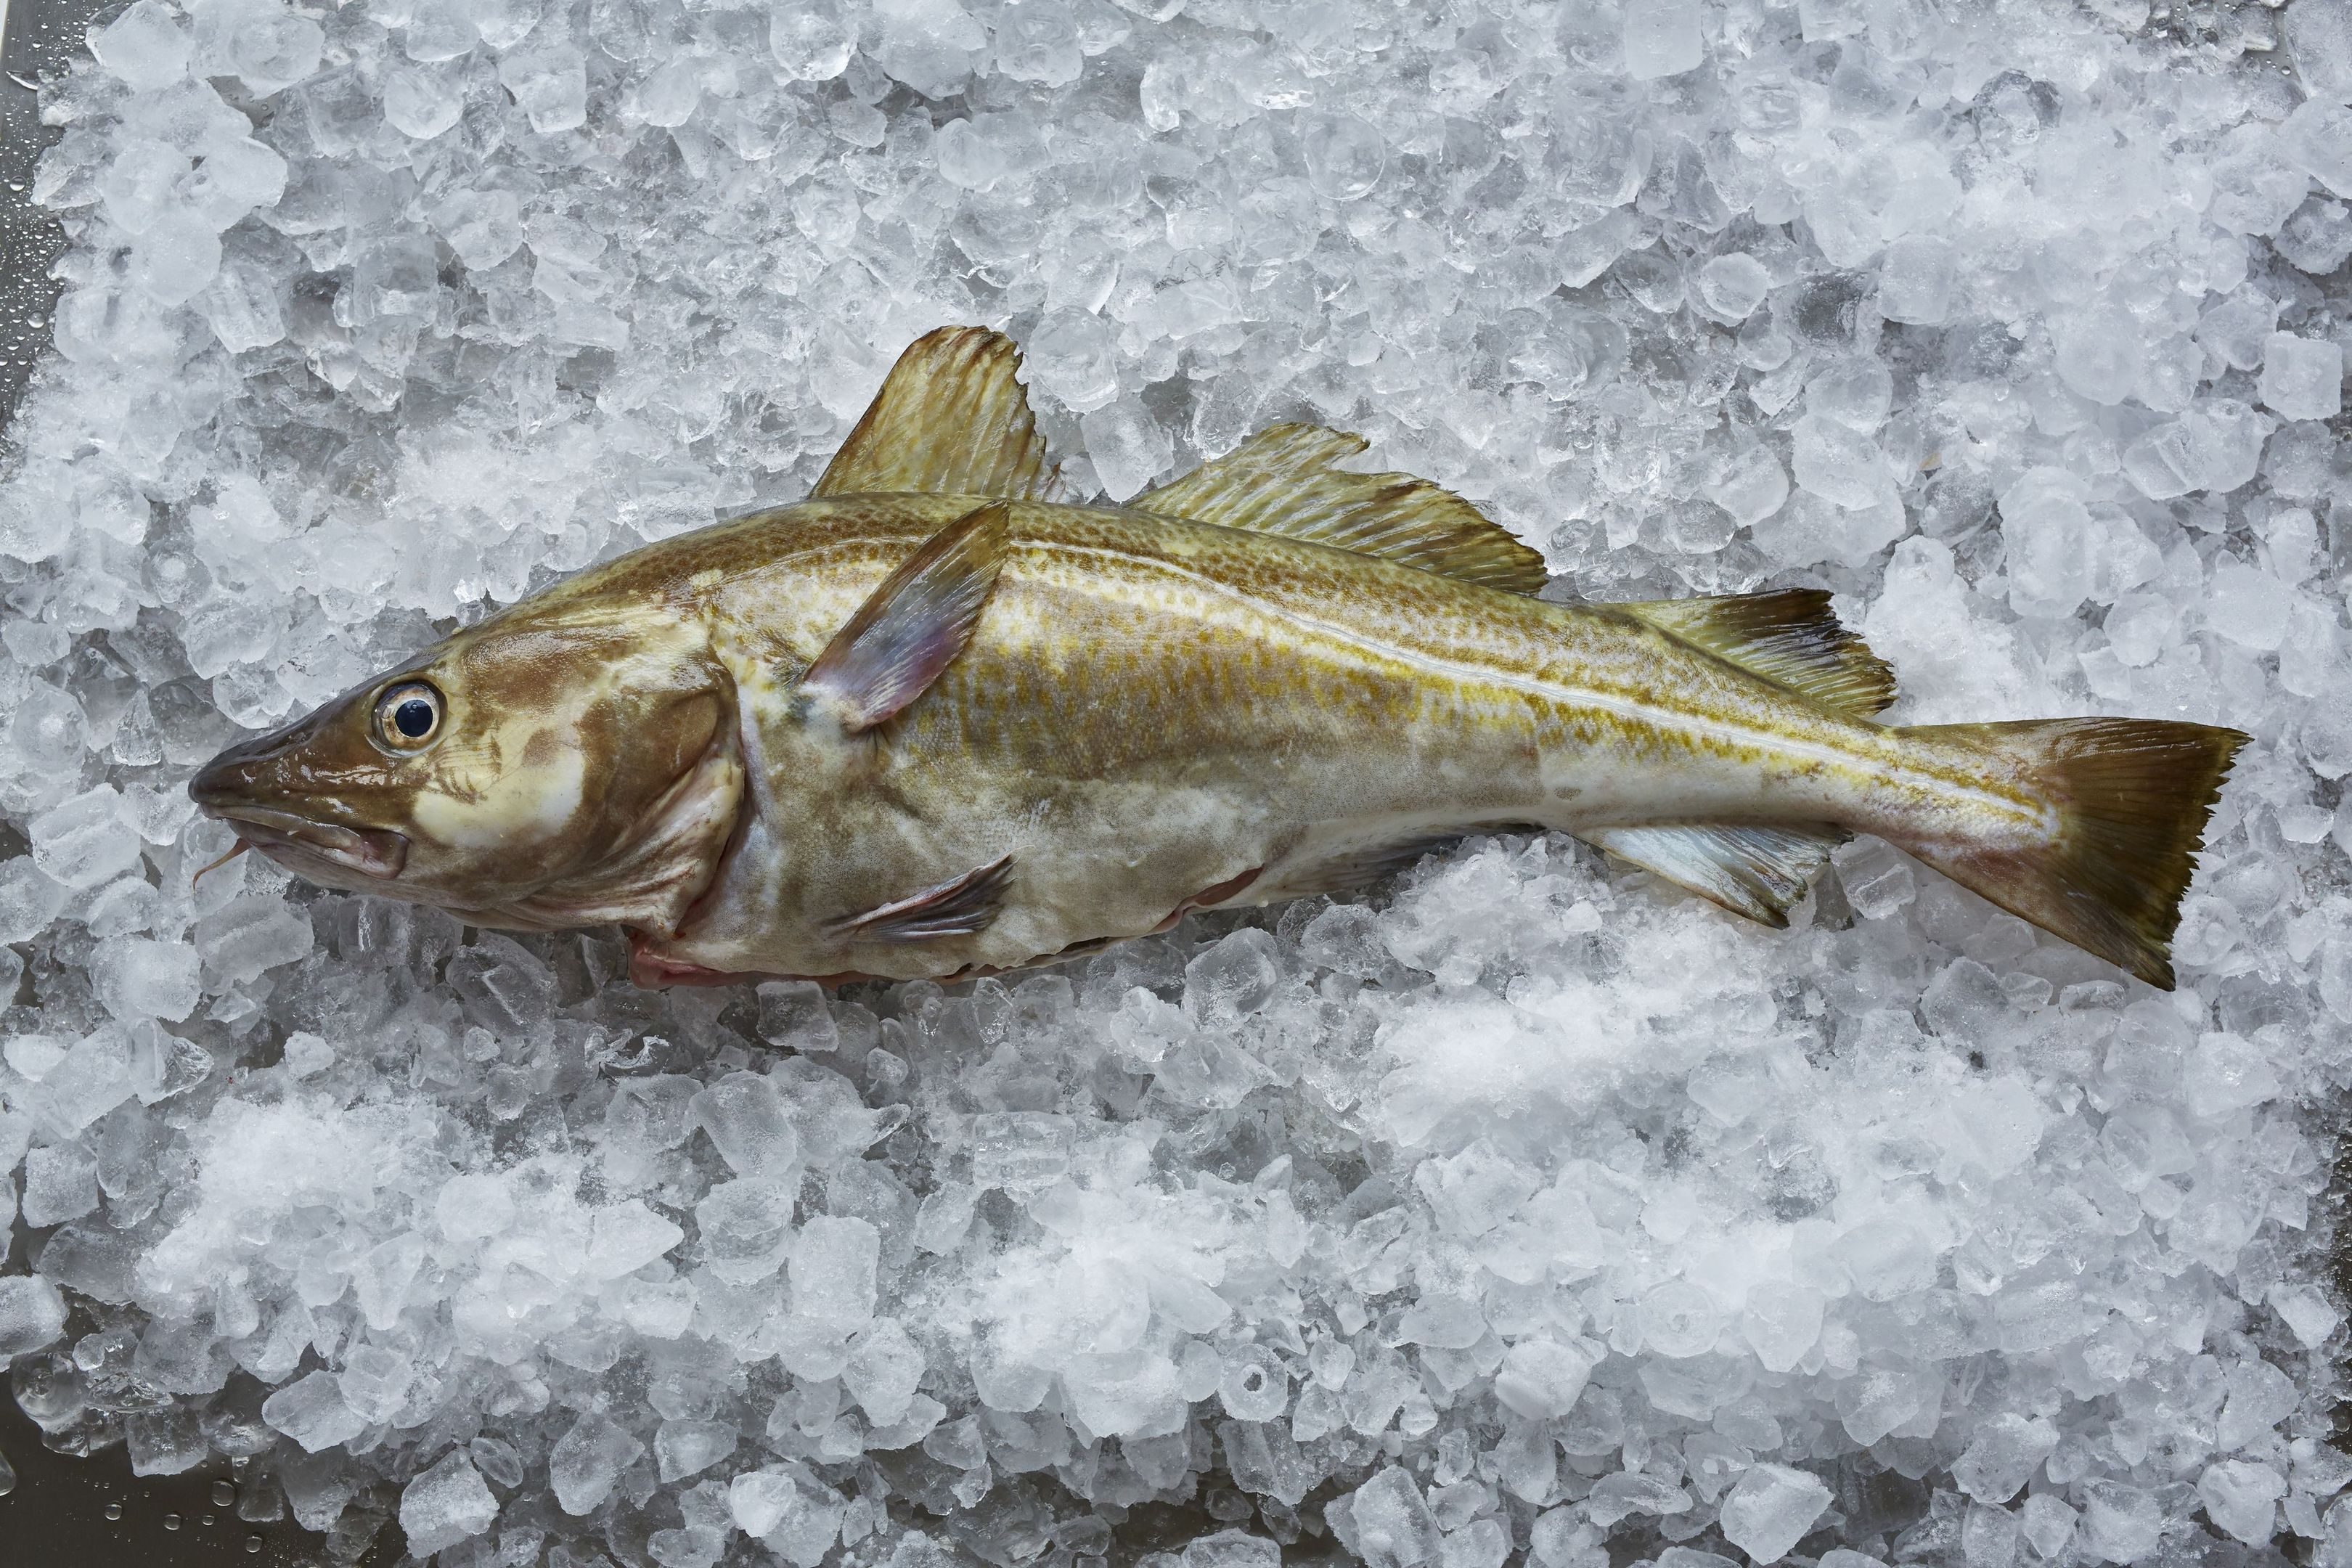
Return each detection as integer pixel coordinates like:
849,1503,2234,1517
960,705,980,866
105,1503,124,1521
245,1539,264,1556
163,1513,182,1530
214,1481,237,1507
202,1514,216,1526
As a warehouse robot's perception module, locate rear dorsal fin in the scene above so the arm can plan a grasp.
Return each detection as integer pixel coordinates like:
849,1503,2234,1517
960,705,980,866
1585,822,1848,927
815,327,1055,501
1136,424,1549,595
1614,589,1898,719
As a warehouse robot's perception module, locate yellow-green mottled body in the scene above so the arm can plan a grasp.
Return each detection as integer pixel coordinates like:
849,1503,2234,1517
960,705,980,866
187,327,2240,993
626,495,2043,982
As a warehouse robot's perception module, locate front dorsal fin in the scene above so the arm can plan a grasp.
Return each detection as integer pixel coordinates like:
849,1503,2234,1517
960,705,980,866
814,327,1055,500
1136,424,1550,595
1585,822,1848,927
1613,589,1897,719
799,502,1009,733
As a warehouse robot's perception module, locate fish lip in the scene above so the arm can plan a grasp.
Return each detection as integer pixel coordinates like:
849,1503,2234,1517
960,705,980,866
198,804,409,881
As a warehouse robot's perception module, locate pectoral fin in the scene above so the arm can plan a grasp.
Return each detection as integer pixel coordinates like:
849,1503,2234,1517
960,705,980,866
830,854,1016,943
800,501,1010,733
1584,822,1847,927
814,327,1055,500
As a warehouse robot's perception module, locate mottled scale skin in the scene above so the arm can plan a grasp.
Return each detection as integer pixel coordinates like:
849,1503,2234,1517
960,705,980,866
605,494,2043,983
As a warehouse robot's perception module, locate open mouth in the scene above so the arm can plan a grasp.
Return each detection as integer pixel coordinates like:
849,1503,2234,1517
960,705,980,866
199,806,409,881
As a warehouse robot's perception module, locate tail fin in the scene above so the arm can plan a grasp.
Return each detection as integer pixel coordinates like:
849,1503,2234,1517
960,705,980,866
1893,719,2247,990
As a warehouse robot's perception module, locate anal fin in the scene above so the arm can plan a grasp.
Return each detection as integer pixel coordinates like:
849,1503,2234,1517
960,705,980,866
1584,822,1847,927
830,854,1016,944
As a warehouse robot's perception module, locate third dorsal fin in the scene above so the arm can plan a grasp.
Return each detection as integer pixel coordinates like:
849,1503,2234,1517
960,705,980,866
1135,424,1550,595
1612,589,1898,719
814,327,1055,501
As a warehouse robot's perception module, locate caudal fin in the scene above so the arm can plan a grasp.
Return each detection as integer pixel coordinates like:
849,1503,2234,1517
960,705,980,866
1894,719,2247,990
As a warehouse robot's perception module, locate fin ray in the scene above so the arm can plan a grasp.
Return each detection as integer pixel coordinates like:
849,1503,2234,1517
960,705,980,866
831,855,1016,943
1615,589,1898,718
800,501,1009,733
1585,822,1848,927
1891,719,2246,989
1137,423,1549,595
814,327,1053,500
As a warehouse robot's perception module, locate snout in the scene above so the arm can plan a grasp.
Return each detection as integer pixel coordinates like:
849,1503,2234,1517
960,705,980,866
189,724,409,882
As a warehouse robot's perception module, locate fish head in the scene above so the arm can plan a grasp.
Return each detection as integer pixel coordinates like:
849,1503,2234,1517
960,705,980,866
189,600,743,933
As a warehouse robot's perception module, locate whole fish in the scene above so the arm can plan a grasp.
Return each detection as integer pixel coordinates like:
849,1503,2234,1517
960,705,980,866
191,328,2245,990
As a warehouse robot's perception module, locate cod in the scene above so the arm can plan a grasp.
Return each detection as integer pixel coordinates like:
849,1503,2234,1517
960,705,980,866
192,328,2245,991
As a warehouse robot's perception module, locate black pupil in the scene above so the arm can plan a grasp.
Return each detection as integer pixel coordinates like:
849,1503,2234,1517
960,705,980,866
393,698,436,739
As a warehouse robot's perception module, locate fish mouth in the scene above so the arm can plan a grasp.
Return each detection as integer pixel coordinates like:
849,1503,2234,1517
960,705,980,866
196,804,409,881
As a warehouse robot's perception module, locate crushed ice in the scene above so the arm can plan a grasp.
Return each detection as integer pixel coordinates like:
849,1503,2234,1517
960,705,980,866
1,0,2349,1564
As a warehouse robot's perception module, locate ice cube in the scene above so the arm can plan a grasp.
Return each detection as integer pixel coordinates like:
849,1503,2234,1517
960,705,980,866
1214,1344,1290,1422
0,1276,70,1356
2199,1460,2284,1546
729,1464,846,1567
338,1344,413,1423
1185,1530,1281,1568
756,980,839,1053
1344,1469,1442,1568
550,1411,646,1515
353,1233,426,1330
21,1145,101,1228
2261,333,2344,422
131,211,224,308
1878,234,1956,324
2217,1359,2298,1450
2018,1495,2076,1559
691,1071,799,1175
1079,401,1173,502
2290,0,2352,105
791,1215,879,1329
497,46,589,134
1791,416,1892,510
844,1318,924,1424
1739,1283,1825,1373
655,1419,737,1482
30,787,142,890
587,1201,685,1280
2270,1281,2343,1347
91,936,203,1024
694,1177,796,1282
8,685,90,783
1951,1414,2059,1503
1623,0,1702,80
771,7,853,81
1718,1464,1832,1564
1186,929,1282,1025
2051,304,2142,406
92,0,190,91
2077,1481,2162,1564
399,1450,500,1556
261,1370,366,1452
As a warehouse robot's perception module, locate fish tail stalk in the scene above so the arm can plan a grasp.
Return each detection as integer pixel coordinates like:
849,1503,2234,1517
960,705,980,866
1884,718,2248,990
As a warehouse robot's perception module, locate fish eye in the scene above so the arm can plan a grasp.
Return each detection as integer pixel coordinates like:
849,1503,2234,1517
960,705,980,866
375,682,444,751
